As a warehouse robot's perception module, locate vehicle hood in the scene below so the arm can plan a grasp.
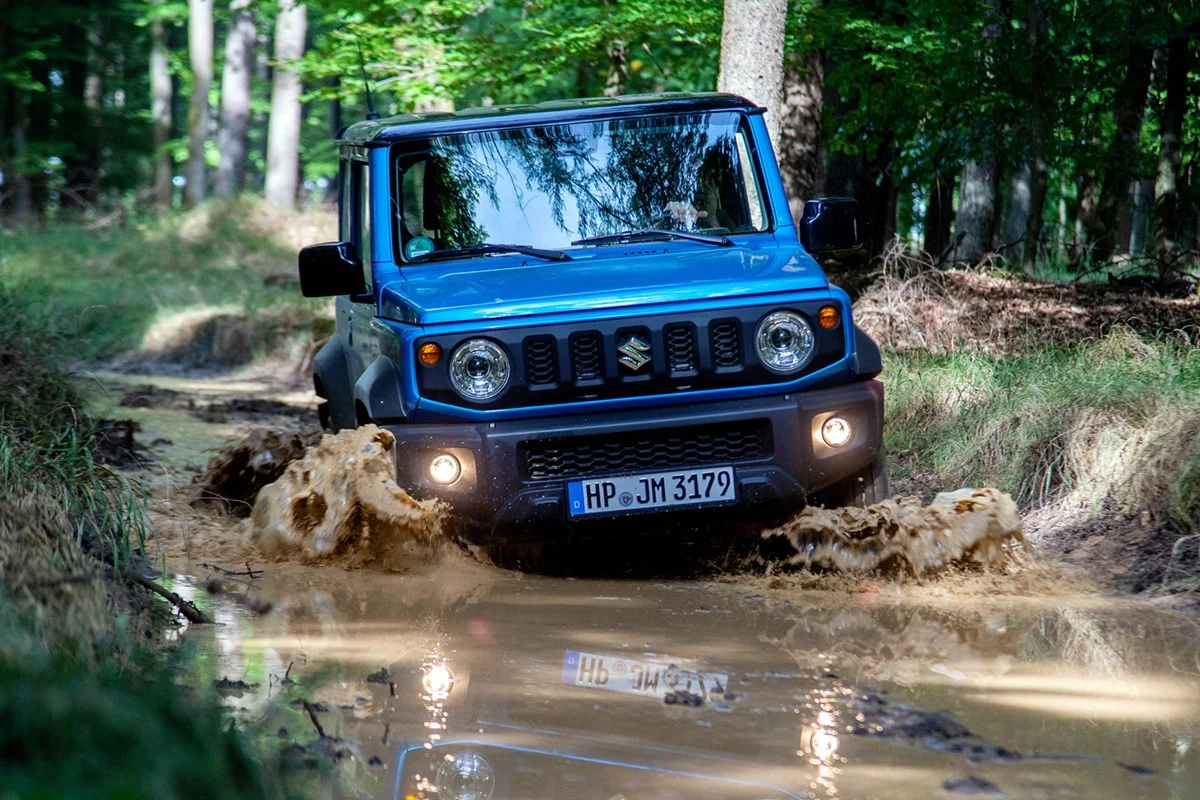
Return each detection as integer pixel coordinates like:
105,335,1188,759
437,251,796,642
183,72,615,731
379,244,828,325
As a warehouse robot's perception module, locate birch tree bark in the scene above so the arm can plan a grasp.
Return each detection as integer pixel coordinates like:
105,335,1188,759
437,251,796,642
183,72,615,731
216,0,255,197
184,0,213,208
265,0,307,209
150,17,173,209
717,0,788,146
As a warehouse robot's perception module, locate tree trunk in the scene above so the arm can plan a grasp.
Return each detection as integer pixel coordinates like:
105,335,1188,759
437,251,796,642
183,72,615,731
777,48,823,220
956,160,998,263
1023,0,1048,271
151,18,174,210
1004,164,1031,258
8,84,34,224
264,0,307,209
184,0,214,208
1153,35,1189,270
603,39,627,97
1128,178,1155,254
1087,43,1153,264
215,0,255,197
717,0,788,146
924,171,954,257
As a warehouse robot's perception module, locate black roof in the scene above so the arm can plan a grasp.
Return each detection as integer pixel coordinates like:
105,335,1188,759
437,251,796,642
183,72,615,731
338,92,763,145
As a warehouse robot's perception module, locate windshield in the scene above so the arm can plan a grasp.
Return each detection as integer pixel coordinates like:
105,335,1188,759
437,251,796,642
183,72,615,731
393,111,769,261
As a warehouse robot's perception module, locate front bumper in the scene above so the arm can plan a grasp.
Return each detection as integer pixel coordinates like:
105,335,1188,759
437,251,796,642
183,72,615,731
385,380,883,540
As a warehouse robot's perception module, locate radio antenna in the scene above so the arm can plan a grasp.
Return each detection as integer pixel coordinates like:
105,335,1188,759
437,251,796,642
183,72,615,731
356,40,380,120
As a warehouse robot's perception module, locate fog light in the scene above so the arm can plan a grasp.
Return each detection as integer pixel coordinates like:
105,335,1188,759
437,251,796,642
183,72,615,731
429,453,461,484
821,417,852,447
435,753,494,800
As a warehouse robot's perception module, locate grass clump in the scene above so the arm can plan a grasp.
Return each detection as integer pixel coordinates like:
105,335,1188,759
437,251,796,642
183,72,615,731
0,286,268,798
884,327,1200,528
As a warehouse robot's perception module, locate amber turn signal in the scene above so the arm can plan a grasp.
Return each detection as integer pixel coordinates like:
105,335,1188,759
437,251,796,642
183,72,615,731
418,342,443,366
817,305,840,329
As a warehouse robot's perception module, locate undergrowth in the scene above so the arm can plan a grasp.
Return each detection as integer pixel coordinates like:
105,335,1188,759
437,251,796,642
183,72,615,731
884,328,1200,530
0,198,333,363
0,287,268,798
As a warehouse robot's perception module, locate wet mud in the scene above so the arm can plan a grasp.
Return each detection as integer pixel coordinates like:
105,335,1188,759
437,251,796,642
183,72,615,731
764,488,1024,575
250,426,450,570
192,428,322,515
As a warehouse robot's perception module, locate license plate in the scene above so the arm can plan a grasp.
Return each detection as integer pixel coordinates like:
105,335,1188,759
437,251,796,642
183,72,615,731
562,650,730,702
567,466,736,517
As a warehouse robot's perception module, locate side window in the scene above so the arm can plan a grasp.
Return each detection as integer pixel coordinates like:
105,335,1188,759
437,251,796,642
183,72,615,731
355,160,373,294
736,130,767,231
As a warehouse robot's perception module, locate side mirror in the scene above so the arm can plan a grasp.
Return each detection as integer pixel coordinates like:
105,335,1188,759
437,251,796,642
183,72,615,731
799,197,867,266
298,242,364,298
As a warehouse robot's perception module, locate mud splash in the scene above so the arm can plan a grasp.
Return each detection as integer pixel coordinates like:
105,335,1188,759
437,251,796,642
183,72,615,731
764,488,1024,574
250,425,451,570
192,428,321,515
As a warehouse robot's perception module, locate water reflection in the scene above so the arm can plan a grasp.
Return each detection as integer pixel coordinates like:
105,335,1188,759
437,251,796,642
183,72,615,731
396,111,768,256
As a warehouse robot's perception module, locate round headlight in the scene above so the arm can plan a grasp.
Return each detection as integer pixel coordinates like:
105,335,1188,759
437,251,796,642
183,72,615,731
436,753,495,800
449,339,511,401
755,311,815,373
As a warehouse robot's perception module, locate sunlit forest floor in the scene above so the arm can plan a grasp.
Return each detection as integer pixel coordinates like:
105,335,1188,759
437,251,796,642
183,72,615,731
2,202,1199,794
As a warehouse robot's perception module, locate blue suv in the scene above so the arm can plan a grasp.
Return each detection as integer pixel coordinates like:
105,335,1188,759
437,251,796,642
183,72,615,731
298,93,887,540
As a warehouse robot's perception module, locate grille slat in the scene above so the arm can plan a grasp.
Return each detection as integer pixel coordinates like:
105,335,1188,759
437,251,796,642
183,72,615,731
664,323,697,374
523,336,558,386
710,319,742,368
570,332,604,383
519,421,770,480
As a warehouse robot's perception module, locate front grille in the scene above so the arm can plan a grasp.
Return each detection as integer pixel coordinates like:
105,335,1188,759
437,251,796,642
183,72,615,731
710,319,742,368
664,323,697,374
524,336,558,386
519,420,771,480
570,332,603,383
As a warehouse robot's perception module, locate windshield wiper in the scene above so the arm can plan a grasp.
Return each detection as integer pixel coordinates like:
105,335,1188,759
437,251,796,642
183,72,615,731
412,243,573,262
572,229,733,247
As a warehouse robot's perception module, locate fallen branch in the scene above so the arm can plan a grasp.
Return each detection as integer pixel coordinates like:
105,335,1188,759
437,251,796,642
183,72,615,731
302,700,327,738
126,571,215,624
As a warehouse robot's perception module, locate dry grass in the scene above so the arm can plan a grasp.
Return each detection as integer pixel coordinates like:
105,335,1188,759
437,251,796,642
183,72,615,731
855,245,1200,356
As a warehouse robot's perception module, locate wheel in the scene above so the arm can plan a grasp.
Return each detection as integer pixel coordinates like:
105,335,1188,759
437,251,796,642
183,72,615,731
811,452,890,509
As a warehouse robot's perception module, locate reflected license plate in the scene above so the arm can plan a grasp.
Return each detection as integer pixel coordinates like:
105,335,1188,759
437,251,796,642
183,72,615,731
567,466,736,517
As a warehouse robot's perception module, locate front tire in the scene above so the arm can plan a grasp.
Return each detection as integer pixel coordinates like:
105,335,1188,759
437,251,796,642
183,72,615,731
811,452,890,509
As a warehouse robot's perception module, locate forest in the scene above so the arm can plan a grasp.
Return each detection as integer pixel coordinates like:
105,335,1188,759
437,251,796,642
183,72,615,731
1,0,1198,284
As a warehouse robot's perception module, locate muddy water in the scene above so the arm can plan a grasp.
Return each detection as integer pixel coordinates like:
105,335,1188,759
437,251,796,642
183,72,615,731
174,560,1200,800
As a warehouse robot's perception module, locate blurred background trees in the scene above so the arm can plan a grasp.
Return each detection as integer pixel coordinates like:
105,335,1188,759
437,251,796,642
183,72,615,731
0,0,1197,280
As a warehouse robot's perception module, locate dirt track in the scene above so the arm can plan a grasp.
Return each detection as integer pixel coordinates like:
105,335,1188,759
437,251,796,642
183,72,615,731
87,370,1200,799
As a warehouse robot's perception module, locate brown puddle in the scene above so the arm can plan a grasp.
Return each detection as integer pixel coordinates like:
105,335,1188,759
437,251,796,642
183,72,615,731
166,560,1200,800
89,372,1199,798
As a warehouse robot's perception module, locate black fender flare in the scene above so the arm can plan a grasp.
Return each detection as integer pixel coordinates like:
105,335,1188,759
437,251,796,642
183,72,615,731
353,356,411,425
854,325,882,380
313,338,356,431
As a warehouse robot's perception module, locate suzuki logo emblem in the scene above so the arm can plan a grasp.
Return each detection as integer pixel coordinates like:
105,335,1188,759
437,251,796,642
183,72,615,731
618,334,652,371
